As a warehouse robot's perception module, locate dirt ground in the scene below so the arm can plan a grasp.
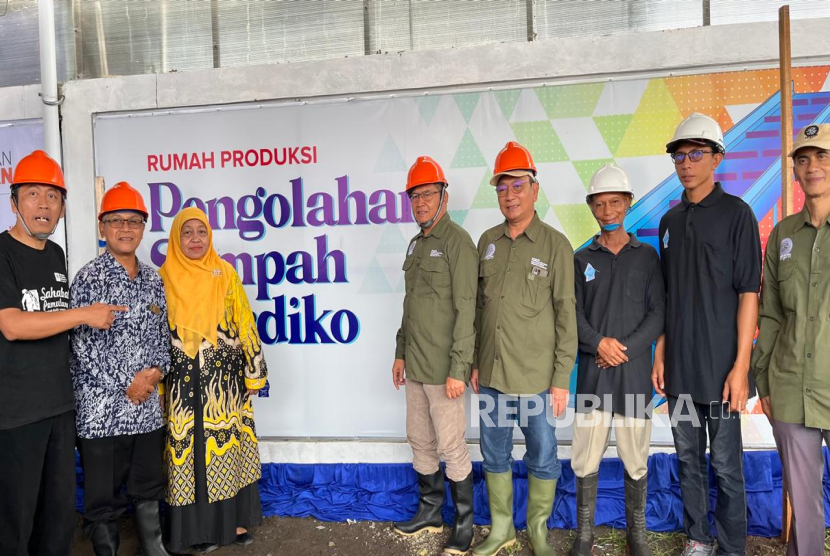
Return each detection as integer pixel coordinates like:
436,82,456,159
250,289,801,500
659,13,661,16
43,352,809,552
70,515,805,556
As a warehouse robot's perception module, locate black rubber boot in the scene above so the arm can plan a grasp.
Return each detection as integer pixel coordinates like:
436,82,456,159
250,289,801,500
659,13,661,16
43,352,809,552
86,521,119,556
624,472,653,556
133,499,173,556
444,471,474,554
570,472,598,556
393,469,445,535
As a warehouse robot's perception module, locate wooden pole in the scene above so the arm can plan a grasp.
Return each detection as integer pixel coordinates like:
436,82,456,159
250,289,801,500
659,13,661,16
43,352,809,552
780,5,794,218
778,4,794,545
94,176,106,255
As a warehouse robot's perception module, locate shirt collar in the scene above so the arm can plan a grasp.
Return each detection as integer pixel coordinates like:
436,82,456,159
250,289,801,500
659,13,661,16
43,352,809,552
420,211,451,240
796,205,830,230
500,212,542,242
588,232,641,251
680,182,724,210
102,250,143,279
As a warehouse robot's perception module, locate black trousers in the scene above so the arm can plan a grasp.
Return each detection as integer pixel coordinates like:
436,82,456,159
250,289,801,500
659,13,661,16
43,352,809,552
78,427,166,527
0,411,76,556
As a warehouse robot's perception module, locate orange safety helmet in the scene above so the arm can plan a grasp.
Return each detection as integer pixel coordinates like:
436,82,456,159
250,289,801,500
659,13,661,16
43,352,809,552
406,156,448,192
11,150,66,193
98,181,149,220
489,141,537,185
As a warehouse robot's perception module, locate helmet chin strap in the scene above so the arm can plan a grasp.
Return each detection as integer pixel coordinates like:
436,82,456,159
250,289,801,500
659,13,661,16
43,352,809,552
12,194,61,240
418,186,447,230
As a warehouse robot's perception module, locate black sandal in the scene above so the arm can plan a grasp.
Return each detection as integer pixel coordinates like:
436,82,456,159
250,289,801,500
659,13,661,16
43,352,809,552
234,531,254,546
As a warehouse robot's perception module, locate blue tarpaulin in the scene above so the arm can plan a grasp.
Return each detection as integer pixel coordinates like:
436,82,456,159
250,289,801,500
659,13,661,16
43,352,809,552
75,449,830,537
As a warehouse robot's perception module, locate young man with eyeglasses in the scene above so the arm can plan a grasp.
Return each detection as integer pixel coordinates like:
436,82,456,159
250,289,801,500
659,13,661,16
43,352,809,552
392,156,478,555
471,142,577,556
0,151,127,556
652,113,761,556
751,124,830,555
70,181,172,556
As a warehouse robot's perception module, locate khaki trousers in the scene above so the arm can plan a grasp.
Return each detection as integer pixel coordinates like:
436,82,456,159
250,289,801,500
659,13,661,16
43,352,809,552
406,379,472,482
571,410,651,480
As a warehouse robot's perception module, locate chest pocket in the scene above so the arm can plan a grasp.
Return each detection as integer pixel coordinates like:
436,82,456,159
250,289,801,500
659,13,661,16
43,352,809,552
479,260,499,303
520,269,552,315
625,269,648,305
777,260,798,314
701,240,731,283
418,257,451,297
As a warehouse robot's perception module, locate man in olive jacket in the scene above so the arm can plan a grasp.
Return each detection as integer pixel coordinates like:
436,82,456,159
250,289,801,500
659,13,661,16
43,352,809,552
471,142,577,556
391,156,478,556
752,123,830,556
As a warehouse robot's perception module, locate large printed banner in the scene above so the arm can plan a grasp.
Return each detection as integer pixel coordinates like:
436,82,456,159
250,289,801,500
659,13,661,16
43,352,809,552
0,120,44,232
93,65,830,446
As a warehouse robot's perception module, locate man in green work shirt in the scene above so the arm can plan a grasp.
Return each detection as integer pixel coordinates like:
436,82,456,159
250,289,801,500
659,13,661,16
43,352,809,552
391,156,478,555
470,141,577,556
751,123,830,556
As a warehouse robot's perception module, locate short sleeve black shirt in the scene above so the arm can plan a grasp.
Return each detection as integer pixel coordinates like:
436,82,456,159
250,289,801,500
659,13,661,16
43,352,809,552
0,231,74,430
658,183,761,404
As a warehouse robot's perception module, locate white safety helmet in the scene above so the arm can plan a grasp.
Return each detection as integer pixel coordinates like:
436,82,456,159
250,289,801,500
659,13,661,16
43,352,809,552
666,112,725,154
586,163,634,203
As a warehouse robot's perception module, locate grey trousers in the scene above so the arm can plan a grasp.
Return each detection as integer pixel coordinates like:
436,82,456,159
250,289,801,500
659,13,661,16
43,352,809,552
405,379,472,482
771,419,830,556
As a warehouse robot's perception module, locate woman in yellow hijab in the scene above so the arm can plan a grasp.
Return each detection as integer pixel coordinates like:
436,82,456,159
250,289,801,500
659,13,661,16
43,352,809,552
159,207,267,553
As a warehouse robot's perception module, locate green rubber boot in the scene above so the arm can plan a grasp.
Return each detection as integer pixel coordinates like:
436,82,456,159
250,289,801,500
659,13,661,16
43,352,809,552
472,471,516,556
526,473,557,556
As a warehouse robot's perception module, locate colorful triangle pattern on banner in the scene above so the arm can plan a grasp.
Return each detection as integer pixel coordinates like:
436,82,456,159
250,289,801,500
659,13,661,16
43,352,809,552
454,93,481,124
494,89,522,121
419,96,441,126
373,135,408,173
593,114,633,156
451,129,488,168
510,121,569,163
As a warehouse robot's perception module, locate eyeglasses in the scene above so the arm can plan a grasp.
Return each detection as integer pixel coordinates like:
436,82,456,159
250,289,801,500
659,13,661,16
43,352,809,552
495,180,529,197
408,190,441,203
670,150,714,164
103,217,145,229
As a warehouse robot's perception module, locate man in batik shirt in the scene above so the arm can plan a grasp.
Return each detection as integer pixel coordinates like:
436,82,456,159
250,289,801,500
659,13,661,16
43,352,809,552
70,182,172,556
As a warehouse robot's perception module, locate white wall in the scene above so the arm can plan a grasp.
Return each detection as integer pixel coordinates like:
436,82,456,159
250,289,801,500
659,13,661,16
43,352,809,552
0,85,43,120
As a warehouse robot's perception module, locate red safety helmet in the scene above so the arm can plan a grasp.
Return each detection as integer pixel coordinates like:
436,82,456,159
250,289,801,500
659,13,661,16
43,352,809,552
406,156,448,192
11,150,66,193
490,141,537,185
98,181,148,220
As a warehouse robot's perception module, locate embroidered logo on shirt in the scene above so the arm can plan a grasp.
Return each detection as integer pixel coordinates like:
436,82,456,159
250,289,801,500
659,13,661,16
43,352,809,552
407,241,416,256
54,272,67,283
663,230,670,249
21,289,40,311
530,257,548,271
430,249,443,257
780,237,793,261
484,243,496,260
584,263,598,282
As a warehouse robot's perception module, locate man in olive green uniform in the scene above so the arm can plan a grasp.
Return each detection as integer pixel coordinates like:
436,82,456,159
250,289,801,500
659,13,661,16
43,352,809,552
391,156,478,555
751,124,830,556
471,142,578,556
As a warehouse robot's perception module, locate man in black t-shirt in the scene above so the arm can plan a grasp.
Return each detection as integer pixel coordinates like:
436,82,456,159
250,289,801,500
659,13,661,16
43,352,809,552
652,115,761,556
0,150,126,556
